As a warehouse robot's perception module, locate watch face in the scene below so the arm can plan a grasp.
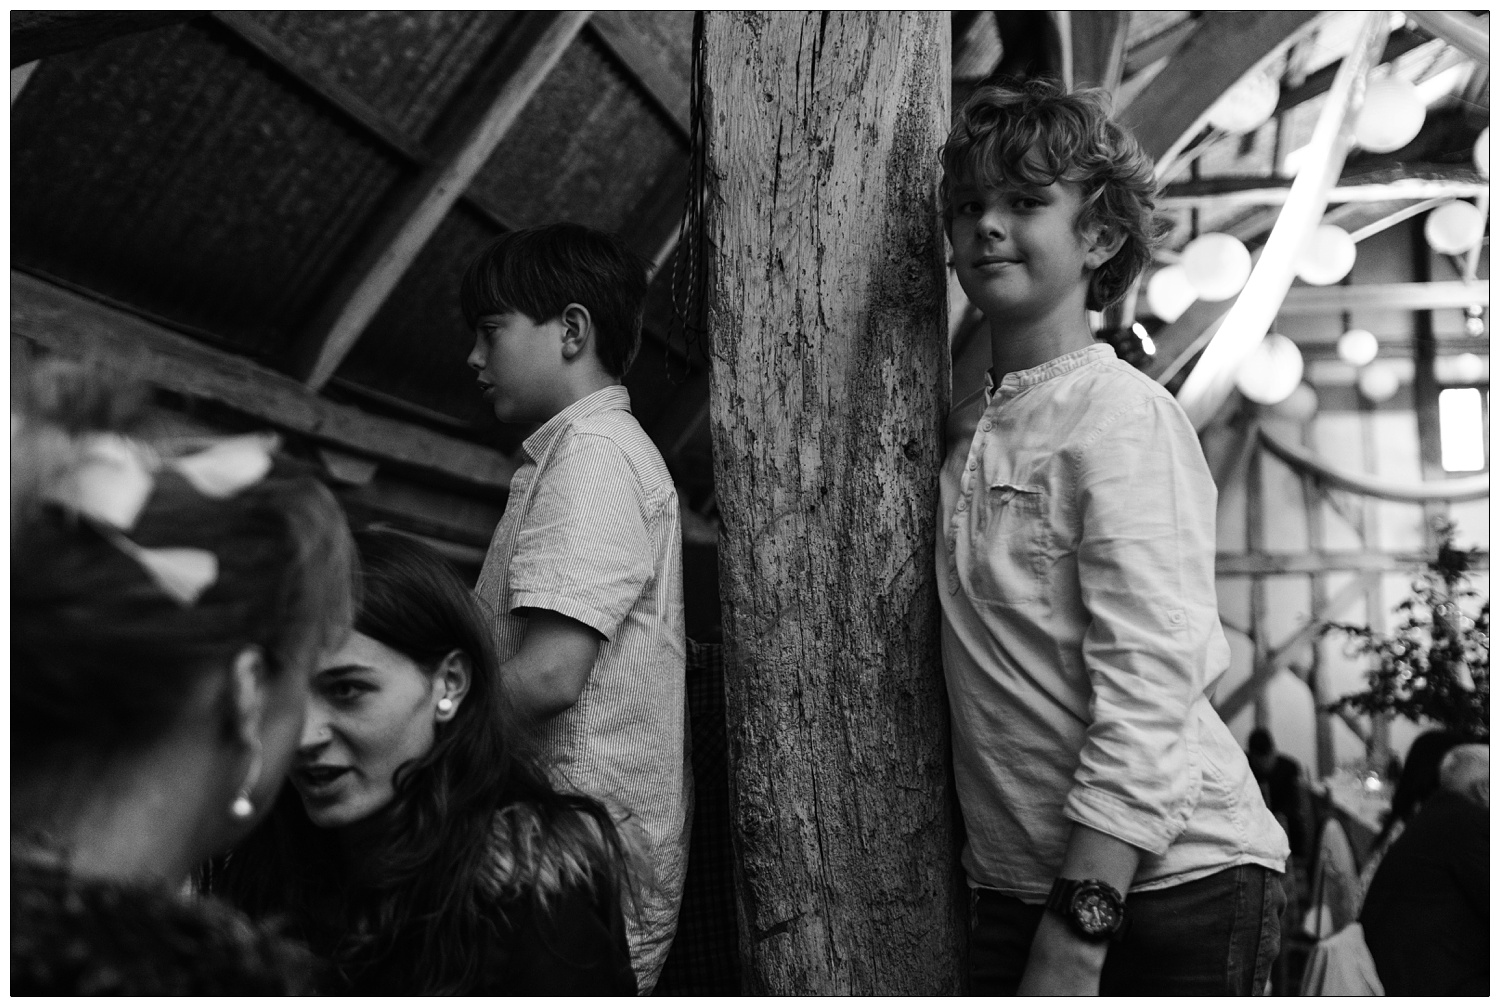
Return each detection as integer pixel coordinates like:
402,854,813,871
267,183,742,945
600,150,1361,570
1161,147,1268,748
1074,891,1120,935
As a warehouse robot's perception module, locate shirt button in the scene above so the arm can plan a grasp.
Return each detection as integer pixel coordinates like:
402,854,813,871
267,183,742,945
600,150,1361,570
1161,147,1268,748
966,460,976,471
957,499,968,511
981,420,993,431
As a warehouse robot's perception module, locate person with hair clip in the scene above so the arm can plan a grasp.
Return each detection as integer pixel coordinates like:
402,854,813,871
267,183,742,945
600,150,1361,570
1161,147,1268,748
210,528,639,995
10,359,358,995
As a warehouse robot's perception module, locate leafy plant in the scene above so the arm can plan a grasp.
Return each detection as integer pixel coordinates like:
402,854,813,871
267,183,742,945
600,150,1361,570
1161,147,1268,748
1323,518,1489,739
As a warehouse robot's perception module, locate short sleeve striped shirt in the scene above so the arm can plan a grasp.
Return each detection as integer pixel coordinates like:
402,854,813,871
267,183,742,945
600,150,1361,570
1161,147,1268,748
475,385,690,989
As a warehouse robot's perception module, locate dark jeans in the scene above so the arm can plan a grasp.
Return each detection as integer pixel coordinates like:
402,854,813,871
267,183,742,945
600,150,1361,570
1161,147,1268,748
969,865,1286,995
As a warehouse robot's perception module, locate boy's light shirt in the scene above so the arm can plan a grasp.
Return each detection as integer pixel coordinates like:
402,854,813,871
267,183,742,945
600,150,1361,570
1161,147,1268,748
476,385,690,990
937,343,1288,900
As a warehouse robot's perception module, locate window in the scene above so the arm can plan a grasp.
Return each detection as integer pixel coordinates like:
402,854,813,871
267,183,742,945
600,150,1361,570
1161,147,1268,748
1438,387,1486,472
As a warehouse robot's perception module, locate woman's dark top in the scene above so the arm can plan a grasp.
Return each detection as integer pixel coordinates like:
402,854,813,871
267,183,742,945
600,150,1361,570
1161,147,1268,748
11,858,314,995
340,874,637,995
1360,790,1488,995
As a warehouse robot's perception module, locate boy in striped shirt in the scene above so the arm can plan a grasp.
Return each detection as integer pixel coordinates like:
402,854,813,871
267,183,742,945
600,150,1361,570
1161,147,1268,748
462,223,690,994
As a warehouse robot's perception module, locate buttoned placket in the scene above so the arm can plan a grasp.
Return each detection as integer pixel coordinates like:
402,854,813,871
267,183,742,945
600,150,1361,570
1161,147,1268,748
949,384,1005,596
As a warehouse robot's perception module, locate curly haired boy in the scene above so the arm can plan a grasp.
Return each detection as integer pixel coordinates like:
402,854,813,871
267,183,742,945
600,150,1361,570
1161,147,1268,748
936,80,1289,995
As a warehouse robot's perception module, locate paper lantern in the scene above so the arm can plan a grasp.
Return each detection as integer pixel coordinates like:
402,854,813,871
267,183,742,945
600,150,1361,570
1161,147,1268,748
1295,224,1357,286
1182,233,1252,302
1270,382,1319,422
1146,265,1197,323
1476,127,1490,179
1353,78,1425,153
1207,68,1280,135
1424,200,1486,255
1336,328,1379,367
1357,362,1401,403
1235,333,1304,406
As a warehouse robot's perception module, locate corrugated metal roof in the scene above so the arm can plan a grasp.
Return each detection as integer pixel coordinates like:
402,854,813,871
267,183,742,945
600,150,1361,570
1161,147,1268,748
11,20,402,358
247,10,513,144
468,33,684,235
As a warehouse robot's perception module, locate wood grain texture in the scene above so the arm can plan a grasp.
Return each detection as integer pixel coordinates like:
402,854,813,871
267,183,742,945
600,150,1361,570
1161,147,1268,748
12,270,516,494
703,12,960,995
1118,10,1321,174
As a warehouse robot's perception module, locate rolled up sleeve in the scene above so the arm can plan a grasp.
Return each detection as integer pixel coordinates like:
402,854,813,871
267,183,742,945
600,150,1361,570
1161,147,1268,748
1062,396,1219,855
508,432,652,641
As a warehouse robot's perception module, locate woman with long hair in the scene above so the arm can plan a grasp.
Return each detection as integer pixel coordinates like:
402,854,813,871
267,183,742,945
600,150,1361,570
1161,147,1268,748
11,359,358,994
211,528,639,994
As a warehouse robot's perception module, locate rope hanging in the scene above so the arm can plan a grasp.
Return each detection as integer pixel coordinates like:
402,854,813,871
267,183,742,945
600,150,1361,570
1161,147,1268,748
663,11,710,383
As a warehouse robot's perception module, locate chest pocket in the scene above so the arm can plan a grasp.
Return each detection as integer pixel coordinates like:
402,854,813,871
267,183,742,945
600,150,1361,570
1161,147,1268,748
964,481,1048,607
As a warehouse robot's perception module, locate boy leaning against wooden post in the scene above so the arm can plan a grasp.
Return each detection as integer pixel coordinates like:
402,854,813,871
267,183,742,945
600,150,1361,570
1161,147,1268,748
461,224,690,994
933,79,1290,995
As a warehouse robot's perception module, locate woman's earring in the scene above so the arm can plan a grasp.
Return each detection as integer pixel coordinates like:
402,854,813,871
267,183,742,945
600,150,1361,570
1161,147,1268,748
437,697,454,715
230,741,262,820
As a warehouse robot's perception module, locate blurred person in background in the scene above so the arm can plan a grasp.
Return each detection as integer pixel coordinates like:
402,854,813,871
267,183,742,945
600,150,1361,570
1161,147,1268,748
11,359,357,995
1360,742,1488,995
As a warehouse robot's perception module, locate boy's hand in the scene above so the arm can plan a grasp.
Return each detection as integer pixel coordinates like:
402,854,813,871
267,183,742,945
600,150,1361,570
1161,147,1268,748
1018,823,1142,994
1016,912,1108,995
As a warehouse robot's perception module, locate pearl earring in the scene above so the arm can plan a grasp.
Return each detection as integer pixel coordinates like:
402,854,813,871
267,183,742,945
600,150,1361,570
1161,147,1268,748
437,697,454,714
231,738,261,820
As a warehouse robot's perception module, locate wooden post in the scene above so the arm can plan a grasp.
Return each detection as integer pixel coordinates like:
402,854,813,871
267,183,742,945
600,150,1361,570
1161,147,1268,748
1301,431,1337,781
702,12,961,995
1247,439,1272,728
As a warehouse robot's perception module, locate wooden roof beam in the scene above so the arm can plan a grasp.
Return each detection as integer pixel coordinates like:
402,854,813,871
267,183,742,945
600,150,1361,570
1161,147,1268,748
1214,572,1381,722
1405,10,1489,66
12,270,517,494
1273,27,1428,116
1055,11,1127,94
207,12,517,234
1280,280,1488,315
1176,12,1391,428
291,11,590,390
587,11,691,138
1142,274,1489,384
1122,16,1199,80
1216,550,1491,577
1158,165,1487,210
1117,10,1323,175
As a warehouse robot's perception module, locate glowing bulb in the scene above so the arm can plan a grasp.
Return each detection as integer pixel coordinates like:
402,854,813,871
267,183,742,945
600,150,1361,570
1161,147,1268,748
1424,200,1486,256
1336,329,1379,367
1207,67,1280,135
1132,322,1156,356
1354,78,1426,153
1270,382,1319,422
1358,362,1400,403
1295,224,1357,286
1182,233,1252,302
1146,264,1197,323
1235,333,1304,406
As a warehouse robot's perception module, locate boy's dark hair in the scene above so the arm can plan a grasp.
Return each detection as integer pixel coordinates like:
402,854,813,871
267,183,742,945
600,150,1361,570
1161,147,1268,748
459,223,648,378
940,78,1167,311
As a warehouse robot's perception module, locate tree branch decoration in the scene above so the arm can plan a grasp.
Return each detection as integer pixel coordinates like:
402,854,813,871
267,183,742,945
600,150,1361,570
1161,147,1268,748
1322,518,1489,739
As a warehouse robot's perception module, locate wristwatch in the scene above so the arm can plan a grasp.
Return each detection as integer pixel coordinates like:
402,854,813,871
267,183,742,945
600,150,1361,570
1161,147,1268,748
1044,877,1127,943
